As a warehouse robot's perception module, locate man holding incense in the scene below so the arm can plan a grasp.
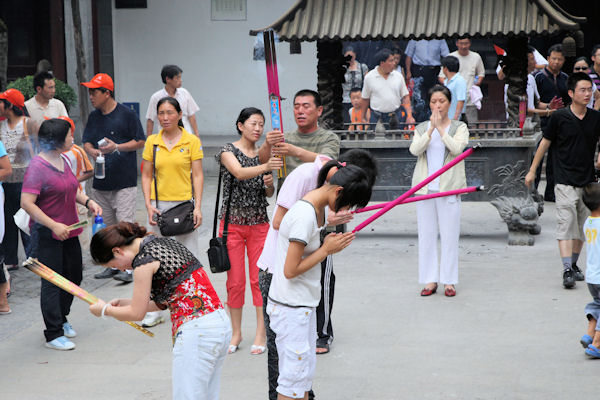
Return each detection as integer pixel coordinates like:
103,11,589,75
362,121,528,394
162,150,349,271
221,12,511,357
258,89,340,354
21,118,102,350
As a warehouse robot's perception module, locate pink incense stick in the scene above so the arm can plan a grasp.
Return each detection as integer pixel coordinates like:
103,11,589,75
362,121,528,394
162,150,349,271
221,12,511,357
352,145,480,233
354,186,484,214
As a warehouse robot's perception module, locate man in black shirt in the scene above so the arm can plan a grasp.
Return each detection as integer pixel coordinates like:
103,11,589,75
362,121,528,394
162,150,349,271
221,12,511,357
81,73,145,283
526,73,600,288
534,44,570,202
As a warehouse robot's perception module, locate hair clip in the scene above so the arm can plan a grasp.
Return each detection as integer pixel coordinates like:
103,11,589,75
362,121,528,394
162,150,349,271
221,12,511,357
338,161,346,168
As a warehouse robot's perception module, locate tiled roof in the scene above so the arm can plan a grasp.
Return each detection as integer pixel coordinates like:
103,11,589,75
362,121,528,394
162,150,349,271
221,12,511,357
250,0,585,41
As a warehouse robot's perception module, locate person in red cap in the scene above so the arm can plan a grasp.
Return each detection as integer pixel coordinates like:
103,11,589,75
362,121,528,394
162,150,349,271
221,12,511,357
80,73,145,283
0,88,34,271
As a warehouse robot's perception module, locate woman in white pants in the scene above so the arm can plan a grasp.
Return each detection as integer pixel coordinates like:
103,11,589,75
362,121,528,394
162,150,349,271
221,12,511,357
409,85,469,297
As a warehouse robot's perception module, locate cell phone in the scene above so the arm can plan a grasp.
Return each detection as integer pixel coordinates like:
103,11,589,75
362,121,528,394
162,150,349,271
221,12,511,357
98,138,108,147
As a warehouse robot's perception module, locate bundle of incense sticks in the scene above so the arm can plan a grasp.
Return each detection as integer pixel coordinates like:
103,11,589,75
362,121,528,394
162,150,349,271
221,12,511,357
22,258,154,338
352,145,480,233
67,220,88,231
263,29,286,178
354,186,484,214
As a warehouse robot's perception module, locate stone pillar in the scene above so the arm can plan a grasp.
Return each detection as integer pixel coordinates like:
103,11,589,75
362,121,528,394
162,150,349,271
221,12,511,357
316,40,344,130
503,36,528,128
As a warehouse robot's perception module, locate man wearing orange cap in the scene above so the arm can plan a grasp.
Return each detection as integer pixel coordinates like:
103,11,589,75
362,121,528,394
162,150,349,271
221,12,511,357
80,73,145,283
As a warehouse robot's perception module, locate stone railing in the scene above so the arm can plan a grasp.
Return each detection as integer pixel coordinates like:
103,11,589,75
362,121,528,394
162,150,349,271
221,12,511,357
334,124,543,245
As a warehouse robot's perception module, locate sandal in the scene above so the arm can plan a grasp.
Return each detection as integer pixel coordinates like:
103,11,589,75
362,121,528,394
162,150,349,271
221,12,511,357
581,334,593,349
228,344,239,354
444,286,456,297
585,344,600,358
316,343,330,354
420,284,438,296
250,345,266,355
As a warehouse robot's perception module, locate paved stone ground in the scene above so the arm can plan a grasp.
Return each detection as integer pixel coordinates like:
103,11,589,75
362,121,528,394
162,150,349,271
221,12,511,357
1,178,597,399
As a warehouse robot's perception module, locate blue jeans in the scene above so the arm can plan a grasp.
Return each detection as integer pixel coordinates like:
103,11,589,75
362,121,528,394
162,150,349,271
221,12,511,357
172,309,232,400
370,107,407,127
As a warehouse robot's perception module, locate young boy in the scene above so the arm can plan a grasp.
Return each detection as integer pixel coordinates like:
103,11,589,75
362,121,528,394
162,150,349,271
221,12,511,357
581,182,600,357
348,87,370,131
145,64,200,136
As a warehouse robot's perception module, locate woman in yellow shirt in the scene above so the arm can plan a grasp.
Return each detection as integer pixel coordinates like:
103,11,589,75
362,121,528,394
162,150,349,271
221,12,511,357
140,97,204,327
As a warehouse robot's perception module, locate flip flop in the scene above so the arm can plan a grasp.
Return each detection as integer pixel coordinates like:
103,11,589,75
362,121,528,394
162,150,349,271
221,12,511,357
0,309,12,315
585,344,600,358
250,345,266,355
581,334,593,348
228,344,239,354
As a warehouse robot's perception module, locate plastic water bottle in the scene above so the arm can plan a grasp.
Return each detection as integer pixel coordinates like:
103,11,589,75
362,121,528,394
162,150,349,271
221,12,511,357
95,155,105,179
92,215,106,235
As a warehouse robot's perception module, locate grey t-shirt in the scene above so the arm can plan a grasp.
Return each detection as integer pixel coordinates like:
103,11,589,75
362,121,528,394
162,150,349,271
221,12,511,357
282,127,340,180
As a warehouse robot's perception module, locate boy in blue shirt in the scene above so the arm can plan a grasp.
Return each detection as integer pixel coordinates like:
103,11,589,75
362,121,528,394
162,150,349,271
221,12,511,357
581,182,600,357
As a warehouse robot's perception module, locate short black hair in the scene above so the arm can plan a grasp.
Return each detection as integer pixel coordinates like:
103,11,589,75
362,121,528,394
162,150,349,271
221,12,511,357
583,182,600,212
428,84,452,103
349,87,362,95
1,99,26,117
90,87,114,99
441,56,460,73
338,149,378,186
592,44,600,59
574,56,590,67
548,44,565,58
294,89,322,107
235,107,264,135
161,65,183,84
33,71,54,92
527,45,535,54
456,35,470,41
38,118,71,151
375,48,393,65
567,72,592,92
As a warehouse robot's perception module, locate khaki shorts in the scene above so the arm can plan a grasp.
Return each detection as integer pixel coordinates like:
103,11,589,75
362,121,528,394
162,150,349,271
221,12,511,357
555,184,589,241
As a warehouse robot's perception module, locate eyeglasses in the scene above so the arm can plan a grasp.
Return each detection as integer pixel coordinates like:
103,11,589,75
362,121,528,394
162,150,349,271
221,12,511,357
574,67,588,71
576,87,594,94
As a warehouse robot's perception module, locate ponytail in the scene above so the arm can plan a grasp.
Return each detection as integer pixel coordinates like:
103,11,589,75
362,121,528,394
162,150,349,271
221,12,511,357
90,222,148,264
317,162,372,211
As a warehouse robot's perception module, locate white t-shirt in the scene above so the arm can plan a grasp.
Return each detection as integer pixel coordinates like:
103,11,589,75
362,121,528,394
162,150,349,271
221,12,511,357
362,68,409,113
425,123,445,191
24,97,68,127
585,217,600,284
268,200,324,307
440,51,485,106
257,155,330,272
145,87,199,134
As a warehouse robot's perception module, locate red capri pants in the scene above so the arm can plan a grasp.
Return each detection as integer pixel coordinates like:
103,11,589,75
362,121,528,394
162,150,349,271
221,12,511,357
220,221,269,308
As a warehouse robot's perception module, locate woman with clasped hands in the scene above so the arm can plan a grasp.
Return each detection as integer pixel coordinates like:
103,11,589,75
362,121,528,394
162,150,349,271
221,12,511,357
409,85,469,297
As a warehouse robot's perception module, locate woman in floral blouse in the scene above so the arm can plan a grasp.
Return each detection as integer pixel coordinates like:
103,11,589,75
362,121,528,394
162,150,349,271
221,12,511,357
216,107,281,355
89,222,230,399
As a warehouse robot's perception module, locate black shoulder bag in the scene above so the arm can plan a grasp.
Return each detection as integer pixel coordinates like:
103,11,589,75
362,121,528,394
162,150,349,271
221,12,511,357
207,162,235,273
153,144,196,236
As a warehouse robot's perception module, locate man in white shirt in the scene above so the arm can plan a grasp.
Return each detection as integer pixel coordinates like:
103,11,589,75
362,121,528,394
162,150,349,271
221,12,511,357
439,37,485,124
24,71,68,132
145,65,200,136
360,48,415,128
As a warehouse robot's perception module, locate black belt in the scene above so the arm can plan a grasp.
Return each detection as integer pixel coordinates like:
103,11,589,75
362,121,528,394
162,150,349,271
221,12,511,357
268,296,310,309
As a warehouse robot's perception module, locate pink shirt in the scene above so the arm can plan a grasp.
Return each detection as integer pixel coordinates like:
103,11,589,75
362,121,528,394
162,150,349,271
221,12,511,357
22,156,82,240
257,155,331,272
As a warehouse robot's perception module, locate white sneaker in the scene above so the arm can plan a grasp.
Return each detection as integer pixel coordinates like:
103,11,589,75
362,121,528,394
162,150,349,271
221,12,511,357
62,322,77,338
45,336,75,351
141,312,164,327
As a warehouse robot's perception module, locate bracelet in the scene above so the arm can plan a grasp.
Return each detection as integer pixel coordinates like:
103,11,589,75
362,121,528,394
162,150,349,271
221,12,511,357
113,144,120,155
85,198,91,209
101,303,110,320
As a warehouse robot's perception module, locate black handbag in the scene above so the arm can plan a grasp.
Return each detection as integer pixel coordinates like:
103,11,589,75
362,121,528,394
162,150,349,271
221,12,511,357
153,144,196,237
207,152,236,273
